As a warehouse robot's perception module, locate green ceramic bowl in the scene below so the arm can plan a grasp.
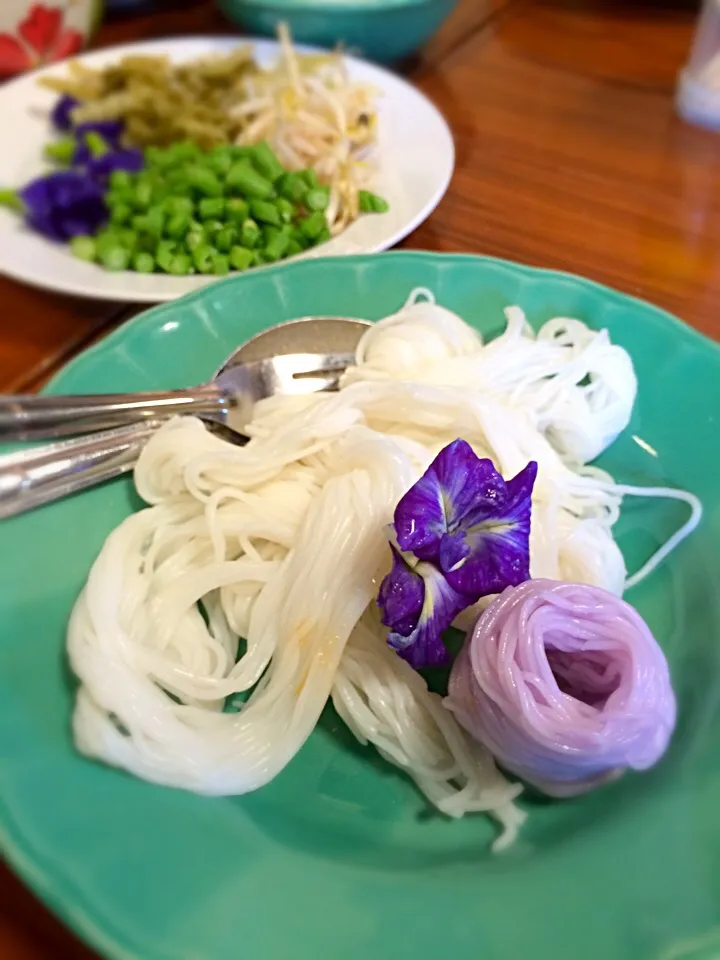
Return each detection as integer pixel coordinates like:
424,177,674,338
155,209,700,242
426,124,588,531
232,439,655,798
217,0,459,62
1,253,720,960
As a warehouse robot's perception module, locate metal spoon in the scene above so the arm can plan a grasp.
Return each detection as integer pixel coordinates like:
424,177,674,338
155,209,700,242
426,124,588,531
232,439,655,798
0,315,370,441
0,315,370,520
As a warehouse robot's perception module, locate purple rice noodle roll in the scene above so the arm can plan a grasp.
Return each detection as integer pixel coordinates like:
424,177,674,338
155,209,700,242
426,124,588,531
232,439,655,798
446,579,676,797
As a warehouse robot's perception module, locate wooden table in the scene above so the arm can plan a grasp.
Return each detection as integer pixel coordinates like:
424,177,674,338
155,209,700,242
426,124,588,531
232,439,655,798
1,0,717,955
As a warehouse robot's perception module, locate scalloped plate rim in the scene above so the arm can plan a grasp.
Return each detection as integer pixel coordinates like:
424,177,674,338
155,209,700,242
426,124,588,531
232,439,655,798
43,253,720,393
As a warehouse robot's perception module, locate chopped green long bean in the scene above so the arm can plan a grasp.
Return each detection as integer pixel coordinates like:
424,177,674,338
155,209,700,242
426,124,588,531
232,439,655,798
226,162,274,199
278,172,308,203
215,226,235,253
109,170,132,191
229,246,254,271
251,141,285,183
226,197,249,224
199,197,225,220
250,199,281,226
187,166,222,197
44,136,76,165
305,187,330,212
84,131,110,158
133,251,155,273
34,138,388,274
264,230,290,261
166,253,192,275
99,244,130,271
240,218,261,248
212,253,229,275
0,189,23,213
166,212,191,239
301,168,319,189
69,235,96,261
192,242,215,274
275,197,295,223
164,196,194,217
298,211,327,241
358,190,389,214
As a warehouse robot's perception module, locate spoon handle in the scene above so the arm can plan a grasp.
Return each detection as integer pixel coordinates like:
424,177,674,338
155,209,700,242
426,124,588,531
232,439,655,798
0,385,227,441
0,422,160,520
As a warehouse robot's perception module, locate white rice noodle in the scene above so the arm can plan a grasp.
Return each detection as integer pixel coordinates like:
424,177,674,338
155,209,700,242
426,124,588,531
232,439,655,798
68,291,701,850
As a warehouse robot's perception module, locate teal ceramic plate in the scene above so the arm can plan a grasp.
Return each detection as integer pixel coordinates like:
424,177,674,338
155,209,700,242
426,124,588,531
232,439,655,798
1,253,720,960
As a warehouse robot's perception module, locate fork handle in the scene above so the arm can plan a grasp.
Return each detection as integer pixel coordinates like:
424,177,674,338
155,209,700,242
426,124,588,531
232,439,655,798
0,385,227,441
0,422,161,520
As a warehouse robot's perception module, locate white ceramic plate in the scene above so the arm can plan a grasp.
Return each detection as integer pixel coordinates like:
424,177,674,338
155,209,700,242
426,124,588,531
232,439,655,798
0,36,454,302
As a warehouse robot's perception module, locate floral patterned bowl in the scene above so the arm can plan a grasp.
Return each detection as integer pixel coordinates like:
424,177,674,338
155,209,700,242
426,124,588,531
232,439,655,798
0,1,98,80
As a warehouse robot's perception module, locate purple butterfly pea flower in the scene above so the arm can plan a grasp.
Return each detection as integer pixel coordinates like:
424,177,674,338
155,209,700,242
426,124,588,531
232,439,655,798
73,121,125,165
378,546,467,669
19,171,108,242
51,95,79,132
75,120,124,142
393,439,537,598
87,148,144,183
377,439,537,669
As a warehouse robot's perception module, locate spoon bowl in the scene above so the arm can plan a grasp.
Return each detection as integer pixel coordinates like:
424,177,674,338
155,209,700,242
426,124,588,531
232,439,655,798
0,315,371,441
0,314,371,518
214,316,371,432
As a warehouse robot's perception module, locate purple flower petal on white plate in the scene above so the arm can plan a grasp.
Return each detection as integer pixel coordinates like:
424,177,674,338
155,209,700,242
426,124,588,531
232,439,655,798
19,171,108,241
51,94,78,132
87,148,144,182
73,121,125,165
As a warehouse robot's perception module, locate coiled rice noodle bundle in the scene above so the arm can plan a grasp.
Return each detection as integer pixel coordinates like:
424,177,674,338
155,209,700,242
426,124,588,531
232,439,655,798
446,579,676,796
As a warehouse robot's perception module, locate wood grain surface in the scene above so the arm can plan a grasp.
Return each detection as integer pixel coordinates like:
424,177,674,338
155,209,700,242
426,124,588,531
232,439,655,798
410,2,720,337
1,0,717,956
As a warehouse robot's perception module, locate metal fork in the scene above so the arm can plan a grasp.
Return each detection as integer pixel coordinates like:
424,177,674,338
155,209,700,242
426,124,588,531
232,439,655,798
0,350,358,442
0,348,360,520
